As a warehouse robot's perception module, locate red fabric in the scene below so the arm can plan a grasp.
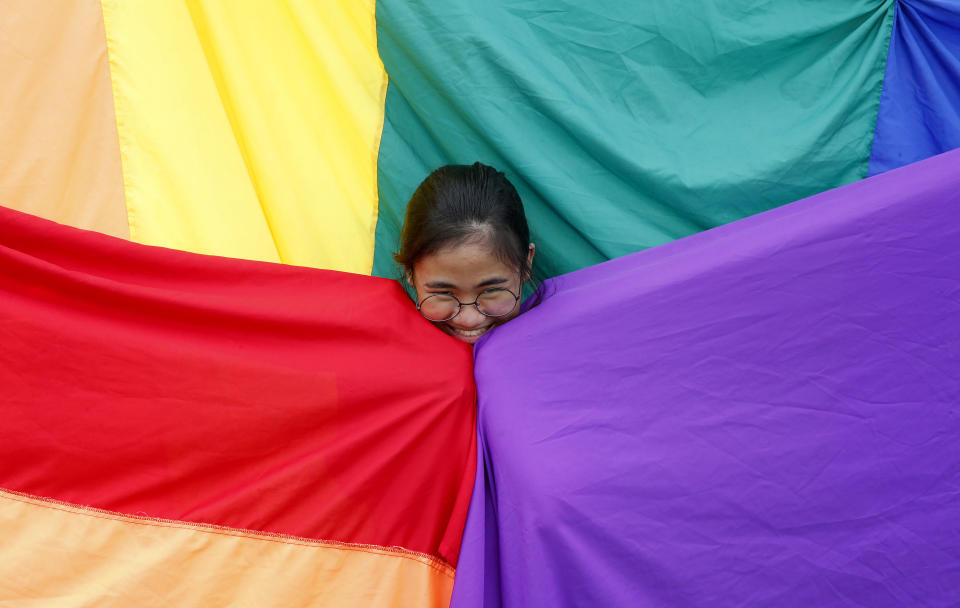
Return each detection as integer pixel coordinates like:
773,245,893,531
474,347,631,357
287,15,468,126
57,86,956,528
0,205,476,566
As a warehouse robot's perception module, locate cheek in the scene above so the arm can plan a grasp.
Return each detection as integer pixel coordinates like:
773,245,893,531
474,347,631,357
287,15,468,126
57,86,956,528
481,311,518,331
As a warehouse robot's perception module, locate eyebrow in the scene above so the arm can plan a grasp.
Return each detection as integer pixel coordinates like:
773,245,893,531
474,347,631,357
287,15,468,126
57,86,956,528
476,277,509,288
424,277,509,290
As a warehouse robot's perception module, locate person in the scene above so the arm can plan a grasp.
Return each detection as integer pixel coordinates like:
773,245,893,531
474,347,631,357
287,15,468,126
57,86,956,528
395,162,535,345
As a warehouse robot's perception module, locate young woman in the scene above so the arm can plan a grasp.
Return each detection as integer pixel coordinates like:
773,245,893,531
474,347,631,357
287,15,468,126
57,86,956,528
395,162,535,345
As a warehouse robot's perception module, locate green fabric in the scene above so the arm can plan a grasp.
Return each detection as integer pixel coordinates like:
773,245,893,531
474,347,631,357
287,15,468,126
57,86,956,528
373,1,894,280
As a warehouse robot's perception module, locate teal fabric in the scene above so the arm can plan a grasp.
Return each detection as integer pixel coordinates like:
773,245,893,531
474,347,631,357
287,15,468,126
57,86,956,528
373,1,895,280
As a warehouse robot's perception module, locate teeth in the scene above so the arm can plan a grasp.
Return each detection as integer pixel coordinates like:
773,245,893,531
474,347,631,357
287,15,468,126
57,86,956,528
452,327,489,337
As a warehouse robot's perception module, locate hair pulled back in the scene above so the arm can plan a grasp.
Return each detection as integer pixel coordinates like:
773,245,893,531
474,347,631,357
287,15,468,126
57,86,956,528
394,162,531,279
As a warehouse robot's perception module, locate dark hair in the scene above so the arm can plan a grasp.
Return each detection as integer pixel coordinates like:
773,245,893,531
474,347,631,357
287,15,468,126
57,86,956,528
394,163,532,280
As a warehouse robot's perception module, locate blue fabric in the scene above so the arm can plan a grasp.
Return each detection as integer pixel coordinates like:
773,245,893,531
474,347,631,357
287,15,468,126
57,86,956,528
869,0,960,174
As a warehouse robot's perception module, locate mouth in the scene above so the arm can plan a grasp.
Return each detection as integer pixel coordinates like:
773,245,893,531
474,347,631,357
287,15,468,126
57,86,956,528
445,325,492,344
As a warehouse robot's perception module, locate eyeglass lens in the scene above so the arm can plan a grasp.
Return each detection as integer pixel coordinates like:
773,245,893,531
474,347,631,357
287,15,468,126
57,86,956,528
420,288,518,321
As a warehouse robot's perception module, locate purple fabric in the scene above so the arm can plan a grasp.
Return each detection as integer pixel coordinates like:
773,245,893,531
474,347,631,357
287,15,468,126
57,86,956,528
869,0,960,175
452,148,960,607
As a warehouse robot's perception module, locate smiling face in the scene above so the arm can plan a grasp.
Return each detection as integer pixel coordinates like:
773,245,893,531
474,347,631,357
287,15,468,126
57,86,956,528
411,238,532,345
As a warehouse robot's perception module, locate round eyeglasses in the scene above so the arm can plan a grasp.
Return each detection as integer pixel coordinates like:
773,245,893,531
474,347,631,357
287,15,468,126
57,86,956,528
417,287,521,322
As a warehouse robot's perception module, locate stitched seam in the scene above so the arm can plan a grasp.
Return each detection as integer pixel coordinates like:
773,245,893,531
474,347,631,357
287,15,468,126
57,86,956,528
0,488,454,578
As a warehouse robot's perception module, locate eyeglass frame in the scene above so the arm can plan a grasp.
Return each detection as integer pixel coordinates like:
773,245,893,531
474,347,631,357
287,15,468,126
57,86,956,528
416,284,523,322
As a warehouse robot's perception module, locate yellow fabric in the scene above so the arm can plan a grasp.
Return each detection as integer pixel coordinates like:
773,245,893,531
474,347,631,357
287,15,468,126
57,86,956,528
0,489,454,607
100,1,386,272
0,0,127,238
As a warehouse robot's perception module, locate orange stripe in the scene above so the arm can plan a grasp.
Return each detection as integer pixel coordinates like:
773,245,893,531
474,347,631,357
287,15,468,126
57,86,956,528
0,0,127,237
0,488,454,607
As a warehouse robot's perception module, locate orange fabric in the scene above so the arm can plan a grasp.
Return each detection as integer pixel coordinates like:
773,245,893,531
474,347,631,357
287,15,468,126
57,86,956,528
0,488,455,607
0,0,127,237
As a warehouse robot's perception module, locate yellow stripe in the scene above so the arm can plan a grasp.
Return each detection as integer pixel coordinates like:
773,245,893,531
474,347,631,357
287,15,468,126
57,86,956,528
101,1,387,273
0,489,453,607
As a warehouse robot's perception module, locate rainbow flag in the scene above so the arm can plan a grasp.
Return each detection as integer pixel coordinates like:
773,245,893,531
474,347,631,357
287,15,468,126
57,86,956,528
2,1,959,606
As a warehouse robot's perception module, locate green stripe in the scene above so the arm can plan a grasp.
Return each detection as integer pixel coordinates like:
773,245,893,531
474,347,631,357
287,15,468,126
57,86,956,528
373,1,894,280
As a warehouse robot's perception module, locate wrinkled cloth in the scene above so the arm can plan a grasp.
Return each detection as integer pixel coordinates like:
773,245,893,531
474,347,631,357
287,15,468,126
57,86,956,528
870,0,960,174
0,204,476,567
453,148,960,607
374,0,894,279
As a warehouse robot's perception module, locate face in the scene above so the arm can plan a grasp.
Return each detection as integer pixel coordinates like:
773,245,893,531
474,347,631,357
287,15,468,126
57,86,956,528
411,240,534,345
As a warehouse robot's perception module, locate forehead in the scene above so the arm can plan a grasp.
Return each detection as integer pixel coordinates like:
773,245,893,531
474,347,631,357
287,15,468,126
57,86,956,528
413,241,514,287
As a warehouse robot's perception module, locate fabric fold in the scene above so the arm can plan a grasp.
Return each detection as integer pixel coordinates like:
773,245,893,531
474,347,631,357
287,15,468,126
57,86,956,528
0,203,476,580
453,148,960,607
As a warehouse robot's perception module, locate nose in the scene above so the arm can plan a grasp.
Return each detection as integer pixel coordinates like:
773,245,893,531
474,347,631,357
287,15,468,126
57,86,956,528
451,303,486,328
